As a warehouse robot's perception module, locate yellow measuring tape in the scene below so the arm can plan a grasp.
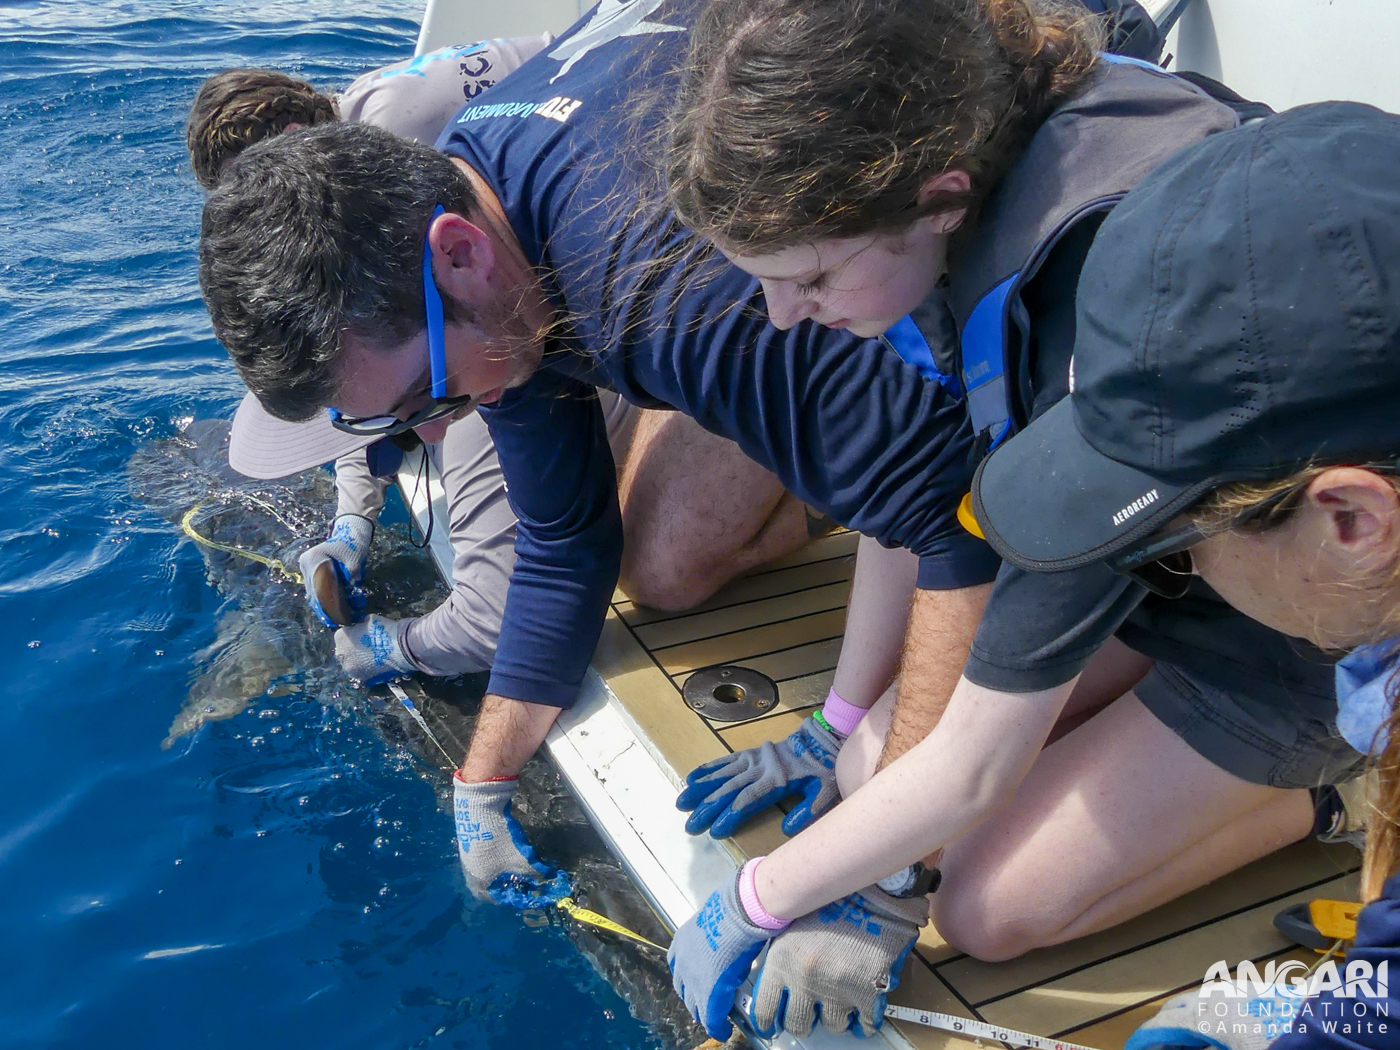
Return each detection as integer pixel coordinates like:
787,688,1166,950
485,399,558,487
180,504,669,954
556,896,667,952
180,501,304,584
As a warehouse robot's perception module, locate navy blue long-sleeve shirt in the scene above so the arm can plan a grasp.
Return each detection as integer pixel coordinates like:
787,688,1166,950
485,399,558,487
437,0,997,707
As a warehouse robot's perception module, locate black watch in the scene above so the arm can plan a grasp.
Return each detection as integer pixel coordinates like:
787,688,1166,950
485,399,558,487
877,862,942,898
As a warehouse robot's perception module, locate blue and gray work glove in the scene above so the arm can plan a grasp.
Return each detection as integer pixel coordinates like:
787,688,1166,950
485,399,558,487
1124,984,1297,1050
677,714,842,838
453,775,572,909
299,514,373,627
668,868,774,1041
333,614,418,687
749,883,930,1038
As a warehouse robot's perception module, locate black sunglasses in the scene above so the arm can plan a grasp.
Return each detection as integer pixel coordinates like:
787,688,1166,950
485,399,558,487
327,204,485,438
329,393,482,438
1104,477,1324,599
1104,520,1204,599
1106,460,1400,600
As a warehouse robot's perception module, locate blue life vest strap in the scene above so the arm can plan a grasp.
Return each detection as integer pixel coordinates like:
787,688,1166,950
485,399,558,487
883,314,963,398
1097,51,1169,73
959,273,1018,450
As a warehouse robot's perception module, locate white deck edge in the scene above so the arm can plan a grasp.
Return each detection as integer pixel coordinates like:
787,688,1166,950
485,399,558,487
415,0,589,56
396,450,913,1050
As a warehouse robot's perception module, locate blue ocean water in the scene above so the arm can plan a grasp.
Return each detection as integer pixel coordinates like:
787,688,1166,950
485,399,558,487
0,4,669,1047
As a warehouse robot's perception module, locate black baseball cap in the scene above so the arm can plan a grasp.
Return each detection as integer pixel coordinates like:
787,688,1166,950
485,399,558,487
973,101,1400,573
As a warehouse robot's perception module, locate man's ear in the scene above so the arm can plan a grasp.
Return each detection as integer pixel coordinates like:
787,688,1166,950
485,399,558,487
428,211,496,303
917,169,972,235
1307,467,1400,567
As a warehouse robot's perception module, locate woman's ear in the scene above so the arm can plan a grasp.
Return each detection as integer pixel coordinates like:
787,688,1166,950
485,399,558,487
1307,467,1400,567
918,169,972,234
429,210,497,303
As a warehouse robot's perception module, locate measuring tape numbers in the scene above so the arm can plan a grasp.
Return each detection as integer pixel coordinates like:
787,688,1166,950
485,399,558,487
734,992,1101,1050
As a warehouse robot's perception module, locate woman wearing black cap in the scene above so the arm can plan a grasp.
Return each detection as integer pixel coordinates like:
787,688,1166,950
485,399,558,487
658,0,1360,1039
1119,468,1400,1049
663,11,1399,1032
972,102,1400,1050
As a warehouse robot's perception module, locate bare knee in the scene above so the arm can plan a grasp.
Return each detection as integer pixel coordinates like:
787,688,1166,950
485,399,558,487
617,553,712,612
616,410,799,610
932,884,1050,962
617,481,720,611
931,850,1069,962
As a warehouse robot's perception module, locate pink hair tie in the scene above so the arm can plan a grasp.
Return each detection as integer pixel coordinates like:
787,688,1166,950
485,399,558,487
738,857,791,931
820,687,867,737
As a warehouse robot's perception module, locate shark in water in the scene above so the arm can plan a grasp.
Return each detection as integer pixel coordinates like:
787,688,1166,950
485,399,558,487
128,418,711,1050
128,417,339,746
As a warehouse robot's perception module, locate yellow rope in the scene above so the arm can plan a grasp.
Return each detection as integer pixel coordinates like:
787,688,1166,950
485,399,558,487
180,502,303,584
179,502,671,954
556,896,667,952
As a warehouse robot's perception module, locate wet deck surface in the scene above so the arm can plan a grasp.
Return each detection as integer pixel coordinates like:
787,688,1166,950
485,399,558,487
594,530,1361,1050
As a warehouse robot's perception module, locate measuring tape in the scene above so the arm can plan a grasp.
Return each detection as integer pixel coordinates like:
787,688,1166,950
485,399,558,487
386,681,458,768
734,992,1101,1050
557,896,667,951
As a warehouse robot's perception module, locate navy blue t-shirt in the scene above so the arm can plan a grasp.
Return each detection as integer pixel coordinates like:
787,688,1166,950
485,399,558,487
436,0,998,707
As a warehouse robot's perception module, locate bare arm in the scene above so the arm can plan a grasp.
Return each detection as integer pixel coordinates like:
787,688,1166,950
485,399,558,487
830,537,921,708
459,694,562,781
756,674,1075,918
876,581,993,768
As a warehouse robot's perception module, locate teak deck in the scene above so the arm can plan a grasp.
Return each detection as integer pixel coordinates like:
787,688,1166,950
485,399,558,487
594,528,1360,1050
397,453,1359,1050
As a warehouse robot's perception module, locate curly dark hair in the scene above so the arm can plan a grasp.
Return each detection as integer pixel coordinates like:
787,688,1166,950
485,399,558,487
198,121,477,420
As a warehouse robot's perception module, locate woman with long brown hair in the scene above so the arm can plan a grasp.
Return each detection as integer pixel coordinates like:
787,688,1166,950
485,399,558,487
659,0,1377,1042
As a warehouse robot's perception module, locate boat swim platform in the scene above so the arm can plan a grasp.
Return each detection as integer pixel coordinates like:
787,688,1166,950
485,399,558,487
397,450,1359,1050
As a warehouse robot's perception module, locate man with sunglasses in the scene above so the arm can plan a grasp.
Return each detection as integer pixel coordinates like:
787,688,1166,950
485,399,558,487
198,13,996,906
187,47,638,690
202,54,832,693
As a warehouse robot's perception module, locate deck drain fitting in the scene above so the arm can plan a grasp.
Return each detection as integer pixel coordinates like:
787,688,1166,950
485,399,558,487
682,666,779,722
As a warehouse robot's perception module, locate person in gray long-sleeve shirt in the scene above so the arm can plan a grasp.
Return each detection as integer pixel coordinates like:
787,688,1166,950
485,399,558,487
322,398,636,678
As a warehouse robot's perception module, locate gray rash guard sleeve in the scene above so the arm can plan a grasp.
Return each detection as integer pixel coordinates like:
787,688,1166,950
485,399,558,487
395,392,635,678
333,452,389,522
400,412,518,676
